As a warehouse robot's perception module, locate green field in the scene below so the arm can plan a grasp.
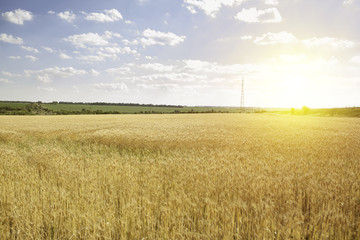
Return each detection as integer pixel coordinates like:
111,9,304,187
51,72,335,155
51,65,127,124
268,107,360,117
43,103,239,113
0,102,29,109
0,101,246,115
1,101,360,117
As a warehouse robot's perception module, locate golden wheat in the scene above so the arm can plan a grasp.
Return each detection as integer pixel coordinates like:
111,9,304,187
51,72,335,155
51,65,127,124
0,114,359,239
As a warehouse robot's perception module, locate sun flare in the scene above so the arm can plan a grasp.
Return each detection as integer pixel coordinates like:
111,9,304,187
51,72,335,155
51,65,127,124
264,56,334,108
283,75,309,108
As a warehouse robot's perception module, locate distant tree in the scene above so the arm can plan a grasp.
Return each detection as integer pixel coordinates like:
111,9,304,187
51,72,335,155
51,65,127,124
302,106,310,115
291,108,295,115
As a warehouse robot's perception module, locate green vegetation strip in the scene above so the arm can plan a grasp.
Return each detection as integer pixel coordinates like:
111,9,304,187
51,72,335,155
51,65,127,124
0,101,359,117
0,101,242,115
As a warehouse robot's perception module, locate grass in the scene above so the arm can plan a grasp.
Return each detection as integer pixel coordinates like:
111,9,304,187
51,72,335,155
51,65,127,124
0,101,242,114
270,107,360,117
0,102,28,109
43,103,239,113
0,114,359,239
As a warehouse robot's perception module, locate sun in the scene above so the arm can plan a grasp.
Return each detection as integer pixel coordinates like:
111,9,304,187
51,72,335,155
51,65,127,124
268,56,327,108
282,75,310,108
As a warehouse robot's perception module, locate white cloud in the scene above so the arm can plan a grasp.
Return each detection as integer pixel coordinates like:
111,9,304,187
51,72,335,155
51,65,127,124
1,9,33,25
42,46,56,53
104,31,122,39
139,63,174,72
106,67,132,75
78,55,106,62
140,28,186,46
183,59,259,75
302,37,354,48
35,75,51,83
48,11,55,14
240,35,253,40
25,55,38,61
254,32,296,45
185,5,198,14
84,9,123,22
37,86,57,92
343,0,354,5
107,60,258,87
64,32,113,48
137,83,181,90
137,72,207,83
264,0,279,5
25,67,88,83
122,39,139,46
2,71,22,77
235,7,282,23
253,33,354,48
0,33,23,45
21,46,40,53
89,69,100,76
93,82,128,91
183,0,246,17
75,45,136,62
0,78,13,84
119,60,258,81
9,56,21,60
59,53,72,59
101,60,262,95
57,11,76,23
102,46,137,55
349,56,360,64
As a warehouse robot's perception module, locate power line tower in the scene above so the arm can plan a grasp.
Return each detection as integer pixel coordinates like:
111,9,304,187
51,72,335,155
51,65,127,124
240,77,245,109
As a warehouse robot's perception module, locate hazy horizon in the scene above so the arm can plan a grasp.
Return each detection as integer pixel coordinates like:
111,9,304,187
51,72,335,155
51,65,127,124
1,0,360,108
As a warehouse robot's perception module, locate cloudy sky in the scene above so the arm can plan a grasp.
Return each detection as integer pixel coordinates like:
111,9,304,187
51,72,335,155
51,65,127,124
1,0,360,108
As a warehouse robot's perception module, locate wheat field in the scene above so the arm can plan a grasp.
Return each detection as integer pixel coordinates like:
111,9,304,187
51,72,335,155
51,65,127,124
0,114,359,239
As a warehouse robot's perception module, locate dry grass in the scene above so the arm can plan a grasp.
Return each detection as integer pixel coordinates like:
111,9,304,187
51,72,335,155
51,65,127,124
0,114,359,239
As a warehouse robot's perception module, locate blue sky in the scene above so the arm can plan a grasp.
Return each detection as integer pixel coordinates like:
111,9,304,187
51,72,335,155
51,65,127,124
1,0,360,107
